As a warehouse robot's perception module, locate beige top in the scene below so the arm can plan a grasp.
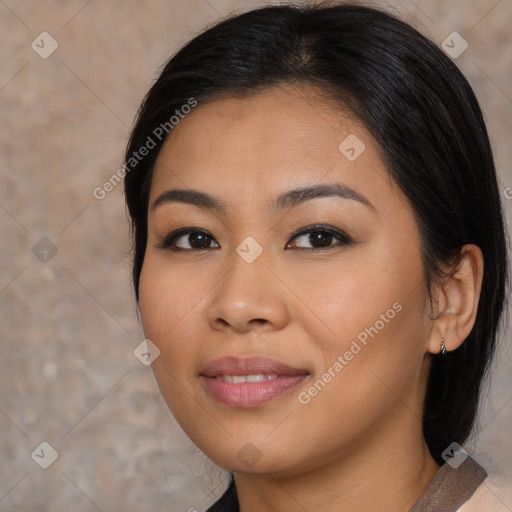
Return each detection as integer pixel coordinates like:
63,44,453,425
409,456,487,512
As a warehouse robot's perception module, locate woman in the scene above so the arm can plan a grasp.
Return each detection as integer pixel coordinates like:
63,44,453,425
124,3,509,511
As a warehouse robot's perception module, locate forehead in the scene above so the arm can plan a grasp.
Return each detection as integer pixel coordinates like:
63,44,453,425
150,84,399,212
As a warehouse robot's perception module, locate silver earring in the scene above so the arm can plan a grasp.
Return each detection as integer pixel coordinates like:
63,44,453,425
440,340,447,355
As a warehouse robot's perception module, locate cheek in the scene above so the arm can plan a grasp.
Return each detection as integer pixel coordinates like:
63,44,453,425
294,246,422,350
139,256,201,340
323,287,429,424
139,259,204,422
295,298,429,452
301,237,429,389
138,257,203,392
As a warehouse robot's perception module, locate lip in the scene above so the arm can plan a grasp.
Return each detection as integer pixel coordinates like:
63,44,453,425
200,356,309,408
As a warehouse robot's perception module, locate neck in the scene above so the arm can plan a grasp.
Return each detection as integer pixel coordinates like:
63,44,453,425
233,418,440,512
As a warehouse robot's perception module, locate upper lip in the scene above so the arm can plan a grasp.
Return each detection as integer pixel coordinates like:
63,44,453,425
201,356,310,377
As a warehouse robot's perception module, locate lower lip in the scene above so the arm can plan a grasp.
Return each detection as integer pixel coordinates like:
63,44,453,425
202,375,308,407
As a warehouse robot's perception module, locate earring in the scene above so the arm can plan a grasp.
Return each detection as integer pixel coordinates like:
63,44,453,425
440,340,447,355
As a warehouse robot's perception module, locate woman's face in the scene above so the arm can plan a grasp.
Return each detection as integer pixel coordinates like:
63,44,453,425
139,84,435,476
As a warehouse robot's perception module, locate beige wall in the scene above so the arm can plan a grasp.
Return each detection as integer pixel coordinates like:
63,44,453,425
1,1,511,510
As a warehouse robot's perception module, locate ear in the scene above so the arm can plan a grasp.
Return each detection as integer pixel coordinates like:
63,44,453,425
427,244,484,354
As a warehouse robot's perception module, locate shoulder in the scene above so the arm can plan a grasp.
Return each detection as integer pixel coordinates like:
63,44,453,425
456,479,510,512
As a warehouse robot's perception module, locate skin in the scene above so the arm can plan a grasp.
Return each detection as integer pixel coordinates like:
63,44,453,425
138,84,484,512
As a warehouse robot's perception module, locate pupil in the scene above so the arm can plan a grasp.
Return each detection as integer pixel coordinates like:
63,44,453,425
310,231,332,247
191,233,210,248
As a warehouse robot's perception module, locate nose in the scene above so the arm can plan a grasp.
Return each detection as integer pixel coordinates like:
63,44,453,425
206,251,291,335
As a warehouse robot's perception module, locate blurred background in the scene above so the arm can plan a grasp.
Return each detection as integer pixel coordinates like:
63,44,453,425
1,0,511,510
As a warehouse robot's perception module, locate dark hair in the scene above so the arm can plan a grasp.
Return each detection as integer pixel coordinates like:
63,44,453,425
124,3,509,510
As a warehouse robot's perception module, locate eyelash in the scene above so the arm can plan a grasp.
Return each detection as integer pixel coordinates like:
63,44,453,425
155,224,354,252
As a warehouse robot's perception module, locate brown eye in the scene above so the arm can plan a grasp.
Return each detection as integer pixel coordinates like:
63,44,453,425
286,225,353,250
156,224,353,252
156,228,220,251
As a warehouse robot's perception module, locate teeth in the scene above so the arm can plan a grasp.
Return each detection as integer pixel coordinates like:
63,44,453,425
214,374,279,383
246,374,265,383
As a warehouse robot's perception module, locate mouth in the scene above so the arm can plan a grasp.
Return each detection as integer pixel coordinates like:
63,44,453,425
200,356,310,408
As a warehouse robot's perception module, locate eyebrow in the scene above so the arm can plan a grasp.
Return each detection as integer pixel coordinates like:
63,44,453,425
152,182,375,214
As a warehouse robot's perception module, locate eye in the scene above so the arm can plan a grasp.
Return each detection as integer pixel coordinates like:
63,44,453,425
156,224,353,252
156,228,220,251
285,225,353,250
